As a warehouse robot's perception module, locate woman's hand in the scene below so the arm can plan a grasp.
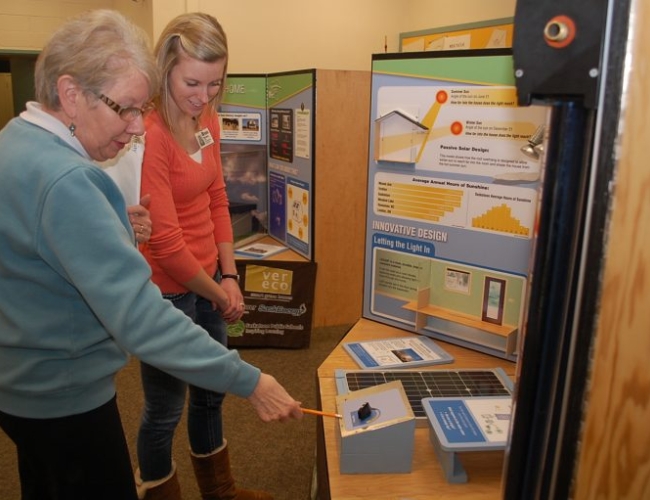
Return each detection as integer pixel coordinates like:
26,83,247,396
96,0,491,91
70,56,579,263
128,194,151,243
247,373,303,422
219,277,245,323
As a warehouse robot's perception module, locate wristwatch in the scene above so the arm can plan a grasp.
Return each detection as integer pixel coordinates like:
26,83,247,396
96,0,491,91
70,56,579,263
221,273,240,283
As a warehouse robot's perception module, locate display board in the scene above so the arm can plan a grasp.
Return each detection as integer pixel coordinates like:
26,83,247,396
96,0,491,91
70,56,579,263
266,70,316,260
220,72,316,261
362,50,549,360
400,18,514,53
220,69,371,333
220,74,317,347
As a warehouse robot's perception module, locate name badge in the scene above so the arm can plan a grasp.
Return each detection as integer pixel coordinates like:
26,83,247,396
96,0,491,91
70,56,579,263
195,128,214,149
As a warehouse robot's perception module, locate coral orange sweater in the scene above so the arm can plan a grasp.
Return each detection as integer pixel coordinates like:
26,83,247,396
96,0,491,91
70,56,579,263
141,110,233,293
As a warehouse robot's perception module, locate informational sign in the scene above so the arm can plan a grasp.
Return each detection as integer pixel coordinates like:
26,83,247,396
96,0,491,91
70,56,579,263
229,260,317,348
343,336,453,369
423,396,512,449
266,71,315,259
363,50,549,360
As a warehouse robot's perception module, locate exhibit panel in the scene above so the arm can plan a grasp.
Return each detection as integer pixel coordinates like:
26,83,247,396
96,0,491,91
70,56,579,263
220,70,371,342
266,70,316,260
362,50,549,361
221,72,317,260
220,74,317,347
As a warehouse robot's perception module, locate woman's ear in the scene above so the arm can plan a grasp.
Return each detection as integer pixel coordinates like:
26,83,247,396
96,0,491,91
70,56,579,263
57,75,80,118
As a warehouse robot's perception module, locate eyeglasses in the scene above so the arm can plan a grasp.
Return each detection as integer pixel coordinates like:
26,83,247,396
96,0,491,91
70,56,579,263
96,93,151,122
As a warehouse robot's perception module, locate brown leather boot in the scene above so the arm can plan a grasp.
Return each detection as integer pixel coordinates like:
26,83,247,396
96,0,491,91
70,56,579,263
190,441,272,500
135,461,183,500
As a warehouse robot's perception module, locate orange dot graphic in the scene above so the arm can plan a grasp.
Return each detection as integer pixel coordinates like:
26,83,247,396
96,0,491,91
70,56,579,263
436,91,448,104
451,121,463,135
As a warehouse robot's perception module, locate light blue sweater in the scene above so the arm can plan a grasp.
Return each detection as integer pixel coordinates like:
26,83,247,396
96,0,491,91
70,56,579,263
0,117,260,419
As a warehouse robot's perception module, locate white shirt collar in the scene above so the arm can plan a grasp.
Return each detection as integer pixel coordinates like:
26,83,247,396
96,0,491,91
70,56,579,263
20,101,91,160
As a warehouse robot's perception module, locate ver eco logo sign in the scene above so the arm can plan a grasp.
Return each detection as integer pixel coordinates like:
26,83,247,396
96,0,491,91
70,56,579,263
244,265,293,296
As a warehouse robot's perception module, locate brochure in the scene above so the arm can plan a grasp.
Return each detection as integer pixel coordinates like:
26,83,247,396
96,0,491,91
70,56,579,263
235,241,287,259
343,336,453,370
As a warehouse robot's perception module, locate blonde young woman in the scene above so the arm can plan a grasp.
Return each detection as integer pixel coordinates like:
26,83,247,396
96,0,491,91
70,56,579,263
0,11,302,500
135,13,275,500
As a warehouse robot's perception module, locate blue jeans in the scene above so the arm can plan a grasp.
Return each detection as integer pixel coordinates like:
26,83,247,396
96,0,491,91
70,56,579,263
137,292,227,481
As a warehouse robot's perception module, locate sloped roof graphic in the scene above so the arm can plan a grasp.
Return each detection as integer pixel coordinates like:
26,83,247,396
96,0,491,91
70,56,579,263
376,110,429,130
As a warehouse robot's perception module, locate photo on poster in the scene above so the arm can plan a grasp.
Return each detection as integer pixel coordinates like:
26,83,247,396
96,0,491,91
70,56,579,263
269,108,293,162
482,276,506,325
220,112,262,141
268,170,286,241
286,178,310,248
221,143,268,240
444,268,471,294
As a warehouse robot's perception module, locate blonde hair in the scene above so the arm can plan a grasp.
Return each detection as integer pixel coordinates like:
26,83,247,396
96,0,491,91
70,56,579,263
35,9,159,110
153,12,229,131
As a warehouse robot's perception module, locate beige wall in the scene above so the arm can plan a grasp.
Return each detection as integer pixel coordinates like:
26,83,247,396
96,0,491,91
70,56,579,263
0,1,153,49
0,0,516,72
152,0,516,73
406,0,515,32
0,0,109,50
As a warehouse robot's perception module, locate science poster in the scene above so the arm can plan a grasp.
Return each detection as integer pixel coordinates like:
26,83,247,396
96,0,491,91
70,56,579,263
363,50,549,360
266,70,315,259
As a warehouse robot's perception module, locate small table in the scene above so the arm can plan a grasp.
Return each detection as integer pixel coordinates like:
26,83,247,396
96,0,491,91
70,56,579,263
316,318,517,500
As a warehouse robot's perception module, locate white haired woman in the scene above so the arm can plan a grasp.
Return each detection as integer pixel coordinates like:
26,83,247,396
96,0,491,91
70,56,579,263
0,10,302,500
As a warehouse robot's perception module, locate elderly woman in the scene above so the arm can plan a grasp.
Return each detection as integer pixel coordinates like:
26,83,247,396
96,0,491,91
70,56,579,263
0,10,302,500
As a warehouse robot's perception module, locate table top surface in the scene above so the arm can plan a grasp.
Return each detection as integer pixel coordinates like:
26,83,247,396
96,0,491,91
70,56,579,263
317,318,517,500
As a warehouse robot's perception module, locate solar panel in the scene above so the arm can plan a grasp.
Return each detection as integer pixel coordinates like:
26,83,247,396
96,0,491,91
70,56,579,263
336,368,512,421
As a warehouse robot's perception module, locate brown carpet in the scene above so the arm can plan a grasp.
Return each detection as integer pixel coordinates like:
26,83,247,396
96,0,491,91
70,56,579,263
0,324,352,500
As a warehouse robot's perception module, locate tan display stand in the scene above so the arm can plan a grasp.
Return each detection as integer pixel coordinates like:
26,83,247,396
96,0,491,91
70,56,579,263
316,318,516,499
234,70,370,330
311,69,371,328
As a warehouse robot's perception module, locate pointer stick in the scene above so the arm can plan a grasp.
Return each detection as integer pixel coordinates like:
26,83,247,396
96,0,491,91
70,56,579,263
301,408,342,419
